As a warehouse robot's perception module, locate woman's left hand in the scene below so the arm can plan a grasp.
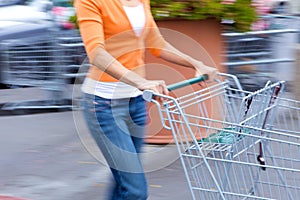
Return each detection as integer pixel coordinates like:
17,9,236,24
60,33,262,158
193,60,218,83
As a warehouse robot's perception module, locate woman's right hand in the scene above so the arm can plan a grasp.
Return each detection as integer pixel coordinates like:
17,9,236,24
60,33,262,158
137,80,169,96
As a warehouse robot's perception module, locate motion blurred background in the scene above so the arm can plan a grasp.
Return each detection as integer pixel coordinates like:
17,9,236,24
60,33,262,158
0,0,299,199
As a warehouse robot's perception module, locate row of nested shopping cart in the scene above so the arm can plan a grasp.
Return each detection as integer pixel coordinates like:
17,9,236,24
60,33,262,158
221,14,300,92
143,73,299,200
0,30,87,110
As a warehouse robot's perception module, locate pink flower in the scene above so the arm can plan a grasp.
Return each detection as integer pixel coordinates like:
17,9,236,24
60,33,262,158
251,19,270,31
52,7,67,16
252,0,272,15
63,22,76,29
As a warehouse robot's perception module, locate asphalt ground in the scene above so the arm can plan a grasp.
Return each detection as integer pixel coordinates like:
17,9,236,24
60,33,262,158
0,110,193,200
0,86,192,200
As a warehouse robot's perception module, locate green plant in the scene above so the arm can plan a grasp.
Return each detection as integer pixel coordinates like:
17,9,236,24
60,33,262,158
150,0,258,32
69,0,257,32
69,14,79,29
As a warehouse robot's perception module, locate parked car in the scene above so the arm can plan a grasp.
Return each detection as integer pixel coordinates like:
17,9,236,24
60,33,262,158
0,1,49,22
0,20,54,88
0,0,25,7
0,21,52,40
0,0,75,29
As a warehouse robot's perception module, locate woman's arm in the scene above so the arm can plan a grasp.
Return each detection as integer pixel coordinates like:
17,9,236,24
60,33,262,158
143,2,218,81
89,47,169,95
159,43,218,81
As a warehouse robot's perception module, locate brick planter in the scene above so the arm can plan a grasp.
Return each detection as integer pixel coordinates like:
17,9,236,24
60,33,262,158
145,19,226,144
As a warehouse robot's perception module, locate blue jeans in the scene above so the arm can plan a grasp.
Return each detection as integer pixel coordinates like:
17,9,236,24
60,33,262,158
81,93,148,200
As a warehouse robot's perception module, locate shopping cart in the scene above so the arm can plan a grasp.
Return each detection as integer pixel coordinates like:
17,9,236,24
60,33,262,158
0,30,86,112
143,74,300,200
222,28,298,92
269,96,299,134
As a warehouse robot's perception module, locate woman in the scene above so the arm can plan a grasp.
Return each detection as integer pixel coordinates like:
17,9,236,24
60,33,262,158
75,0,217,199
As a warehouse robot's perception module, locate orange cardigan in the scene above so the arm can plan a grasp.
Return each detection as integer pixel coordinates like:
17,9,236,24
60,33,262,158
75,0,167,82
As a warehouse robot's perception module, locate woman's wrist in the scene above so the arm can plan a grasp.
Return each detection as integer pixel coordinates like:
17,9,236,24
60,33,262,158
190,58,205,70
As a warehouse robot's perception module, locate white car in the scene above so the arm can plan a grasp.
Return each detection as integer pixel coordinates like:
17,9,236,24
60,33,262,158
0,0,75,28
0,0,52,23
0,0,24,7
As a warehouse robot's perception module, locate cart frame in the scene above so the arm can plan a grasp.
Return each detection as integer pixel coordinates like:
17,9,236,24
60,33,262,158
143,74,300,200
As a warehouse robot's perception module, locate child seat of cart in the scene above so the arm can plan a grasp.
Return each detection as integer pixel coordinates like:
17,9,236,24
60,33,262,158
197,80,284,145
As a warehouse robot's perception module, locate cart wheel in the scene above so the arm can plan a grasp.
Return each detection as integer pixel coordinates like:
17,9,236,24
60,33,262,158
257,155,266,171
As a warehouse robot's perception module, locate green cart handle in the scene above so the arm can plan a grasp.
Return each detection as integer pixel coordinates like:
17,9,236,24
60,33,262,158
143,74,209,103
167,74,209,91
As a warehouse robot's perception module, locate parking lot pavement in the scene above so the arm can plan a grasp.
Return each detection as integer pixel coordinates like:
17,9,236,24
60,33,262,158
0,85,80,116
0,87,48,106
0,110,191,200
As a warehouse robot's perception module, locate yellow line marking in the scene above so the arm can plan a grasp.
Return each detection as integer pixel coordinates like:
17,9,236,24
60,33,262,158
149,184,162,188
77,161,98,165
95,183,106,187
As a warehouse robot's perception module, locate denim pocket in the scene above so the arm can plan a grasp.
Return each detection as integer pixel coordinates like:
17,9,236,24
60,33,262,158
93,97,111,112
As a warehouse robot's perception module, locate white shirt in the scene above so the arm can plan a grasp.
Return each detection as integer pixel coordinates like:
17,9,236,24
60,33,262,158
123,3,145,36
81,78,143,99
